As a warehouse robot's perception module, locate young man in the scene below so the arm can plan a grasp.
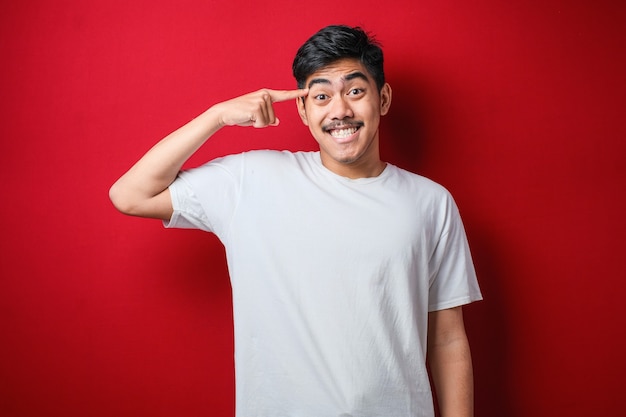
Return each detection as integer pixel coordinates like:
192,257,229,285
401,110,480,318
110,25,482,417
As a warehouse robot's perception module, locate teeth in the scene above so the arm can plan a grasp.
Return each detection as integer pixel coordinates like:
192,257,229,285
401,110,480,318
329,127,358,138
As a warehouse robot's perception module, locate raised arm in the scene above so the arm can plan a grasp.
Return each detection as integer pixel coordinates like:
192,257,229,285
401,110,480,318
427,306,475,417
109,88,308,220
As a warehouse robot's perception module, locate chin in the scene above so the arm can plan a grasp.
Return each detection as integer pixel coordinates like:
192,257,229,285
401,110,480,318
332,153,363,165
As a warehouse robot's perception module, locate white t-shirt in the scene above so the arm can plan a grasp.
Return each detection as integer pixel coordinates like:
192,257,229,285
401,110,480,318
166,150,482,417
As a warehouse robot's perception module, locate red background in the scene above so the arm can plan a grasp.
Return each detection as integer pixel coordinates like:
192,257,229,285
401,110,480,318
1,1,625,416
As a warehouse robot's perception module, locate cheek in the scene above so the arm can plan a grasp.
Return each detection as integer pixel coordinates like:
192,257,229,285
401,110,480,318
304,110,325,127
362,104,381,121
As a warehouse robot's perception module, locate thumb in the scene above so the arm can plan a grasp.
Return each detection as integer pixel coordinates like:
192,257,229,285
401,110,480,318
269,117,280,127
253,116,280,128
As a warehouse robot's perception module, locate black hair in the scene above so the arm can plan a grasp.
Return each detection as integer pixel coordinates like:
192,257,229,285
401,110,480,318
292,25,385,91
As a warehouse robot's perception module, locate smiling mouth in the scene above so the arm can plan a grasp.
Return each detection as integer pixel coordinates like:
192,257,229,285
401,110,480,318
323,122,363,139
329,126,359,138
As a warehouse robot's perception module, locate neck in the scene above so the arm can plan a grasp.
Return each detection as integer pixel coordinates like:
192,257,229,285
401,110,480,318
320,154,387,179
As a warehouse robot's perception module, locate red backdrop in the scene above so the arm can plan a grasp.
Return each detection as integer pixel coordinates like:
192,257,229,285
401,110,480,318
1,1,624,416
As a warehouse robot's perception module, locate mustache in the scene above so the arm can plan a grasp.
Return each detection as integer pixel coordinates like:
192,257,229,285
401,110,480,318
322,120,364,132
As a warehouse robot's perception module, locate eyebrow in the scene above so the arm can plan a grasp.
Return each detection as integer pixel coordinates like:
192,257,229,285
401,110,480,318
307,71,370,89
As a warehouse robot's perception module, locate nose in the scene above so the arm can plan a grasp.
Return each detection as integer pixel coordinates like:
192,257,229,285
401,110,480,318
329,95,354,120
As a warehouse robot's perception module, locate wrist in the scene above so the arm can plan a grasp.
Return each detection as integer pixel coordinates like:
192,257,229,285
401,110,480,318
200,104,227,133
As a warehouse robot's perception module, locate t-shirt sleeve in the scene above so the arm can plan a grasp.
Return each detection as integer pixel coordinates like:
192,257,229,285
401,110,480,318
427,193,483,311
163,155,242,238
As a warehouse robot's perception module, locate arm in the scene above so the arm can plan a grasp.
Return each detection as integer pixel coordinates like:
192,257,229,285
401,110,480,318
427,306,475,417
109,88,308,220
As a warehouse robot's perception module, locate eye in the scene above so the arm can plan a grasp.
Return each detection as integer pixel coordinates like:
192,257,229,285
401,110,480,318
313,93,329,101
347,88,364,96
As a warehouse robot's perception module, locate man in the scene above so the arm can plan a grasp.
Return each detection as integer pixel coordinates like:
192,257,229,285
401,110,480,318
110,25,482,417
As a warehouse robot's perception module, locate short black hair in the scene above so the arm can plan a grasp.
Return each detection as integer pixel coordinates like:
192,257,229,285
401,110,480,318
292,25,385,91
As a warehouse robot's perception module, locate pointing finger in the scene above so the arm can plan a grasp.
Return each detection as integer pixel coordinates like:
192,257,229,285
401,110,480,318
268,88,309,103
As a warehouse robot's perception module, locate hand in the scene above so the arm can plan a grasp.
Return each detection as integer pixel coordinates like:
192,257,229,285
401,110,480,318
215,88,309,128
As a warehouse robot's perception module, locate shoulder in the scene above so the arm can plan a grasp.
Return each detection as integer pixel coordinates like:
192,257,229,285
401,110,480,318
239,150,317,173
243,149,313,163
386,164,452,200
188,150,301,172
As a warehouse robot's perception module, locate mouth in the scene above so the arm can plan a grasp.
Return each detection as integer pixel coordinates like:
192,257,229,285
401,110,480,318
323,122,363,140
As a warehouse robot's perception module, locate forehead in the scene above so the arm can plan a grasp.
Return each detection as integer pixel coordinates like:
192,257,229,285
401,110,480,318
305,58,374,87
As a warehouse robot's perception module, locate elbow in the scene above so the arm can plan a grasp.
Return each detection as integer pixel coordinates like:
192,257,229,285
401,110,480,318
109,180,173,220
109,181,135,215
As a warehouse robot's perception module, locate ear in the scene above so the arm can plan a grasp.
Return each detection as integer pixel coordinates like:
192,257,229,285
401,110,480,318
379,83,392,116
296,96,309,126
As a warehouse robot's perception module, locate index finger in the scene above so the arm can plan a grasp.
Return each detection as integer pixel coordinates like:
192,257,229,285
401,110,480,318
268,88,309,103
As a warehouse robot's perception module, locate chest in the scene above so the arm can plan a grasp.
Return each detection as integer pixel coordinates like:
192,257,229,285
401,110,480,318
234,175,440,267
